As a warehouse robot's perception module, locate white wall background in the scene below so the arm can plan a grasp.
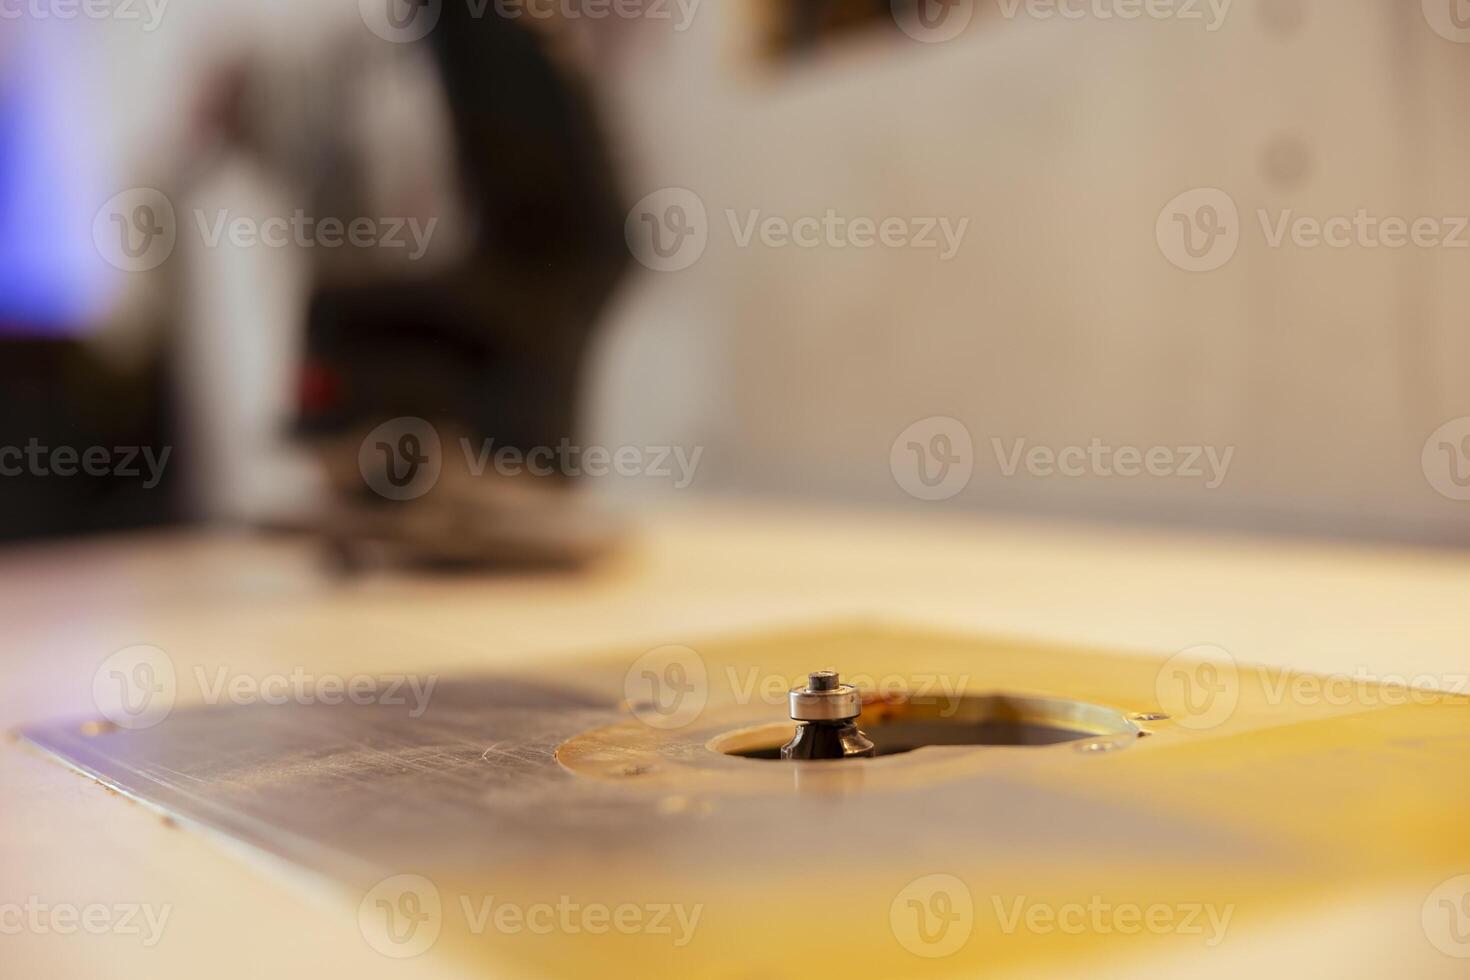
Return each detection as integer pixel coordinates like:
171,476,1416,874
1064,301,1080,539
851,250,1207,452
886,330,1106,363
587,0,1470,544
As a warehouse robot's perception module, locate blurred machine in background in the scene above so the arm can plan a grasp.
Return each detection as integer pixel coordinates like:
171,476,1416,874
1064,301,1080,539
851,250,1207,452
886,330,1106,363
0,4,628,558
288,6,630,567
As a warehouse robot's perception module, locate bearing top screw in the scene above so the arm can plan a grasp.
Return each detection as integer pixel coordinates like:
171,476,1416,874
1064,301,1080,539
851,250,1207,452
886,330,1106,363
808,670,838,692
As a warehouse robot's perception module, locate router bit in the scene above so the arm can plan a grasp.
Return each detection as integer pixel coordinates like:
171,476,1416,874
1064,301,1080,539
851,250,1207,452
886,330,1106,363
780,671,877,760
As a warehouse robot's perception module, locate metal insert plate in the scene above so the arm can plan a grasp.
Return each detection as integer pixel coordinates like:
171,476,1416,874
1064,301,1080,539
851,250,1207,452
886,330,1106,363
21,624,1470,977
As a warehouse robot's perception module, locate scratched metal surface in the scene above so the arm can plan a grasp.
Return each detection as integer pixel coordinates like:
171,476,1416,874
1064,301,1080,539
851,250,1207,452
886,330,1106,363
20,673,645,884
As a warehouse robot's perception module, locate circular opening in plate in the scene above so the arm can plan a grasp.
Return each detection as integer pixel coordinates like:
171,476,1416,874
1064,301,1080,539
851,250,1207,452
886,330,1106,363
711,693,1138,759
